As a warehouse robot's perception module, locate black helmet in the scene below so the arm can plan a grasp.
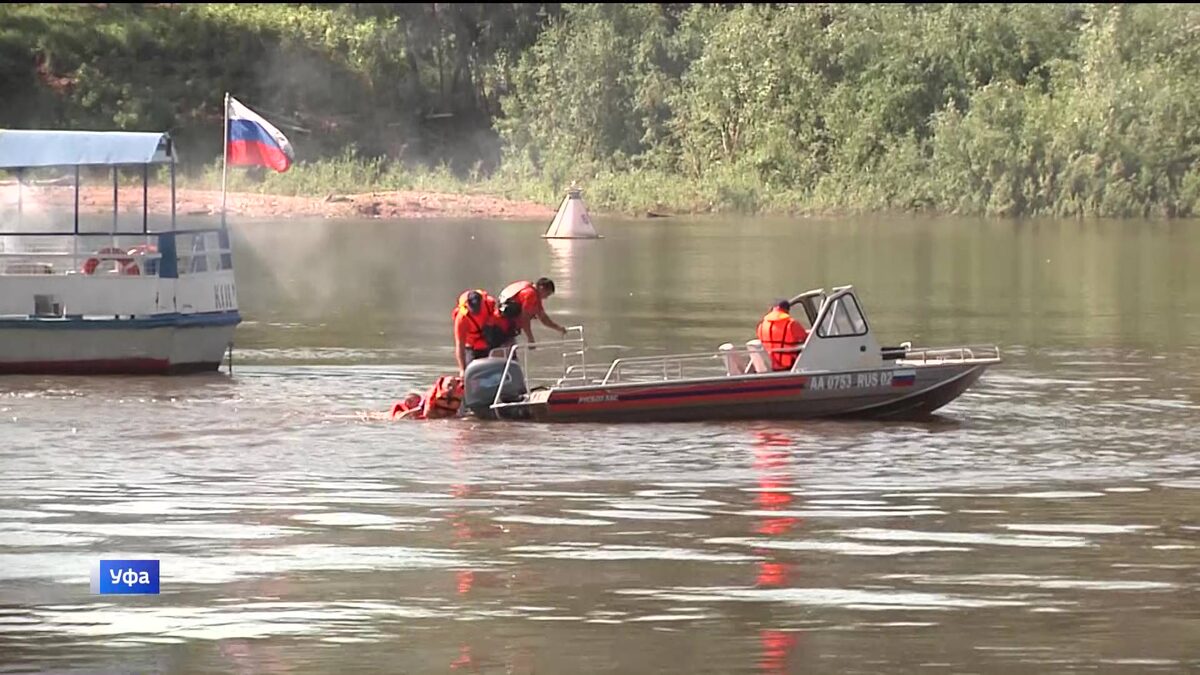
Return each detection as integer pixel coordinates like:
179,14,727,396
466,291,483,313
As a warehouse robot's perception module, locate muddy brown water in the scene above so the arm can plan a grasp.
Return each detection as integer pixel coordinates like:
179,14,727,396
1,214,1198,674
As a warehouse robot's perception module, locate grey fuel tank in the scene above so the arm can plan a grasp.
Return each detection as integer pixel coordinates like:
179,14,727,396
462,357,527,418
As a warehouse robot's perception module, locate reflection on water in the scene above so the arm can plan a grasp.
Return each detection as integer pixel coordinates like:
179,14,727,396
544,238,589,300
1,215,1199,674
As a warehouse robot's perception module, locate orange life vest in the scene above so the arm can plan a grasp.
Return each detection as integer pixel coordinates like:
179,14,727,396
421,375,464,419
756,309,807,371
391,395,425,419
453,290,496,352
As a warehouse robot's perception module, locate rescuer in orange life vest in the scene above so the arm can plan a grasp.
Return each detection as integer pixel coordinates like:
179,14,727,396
497,277,567,345
453,289,497,375
756,299,809,371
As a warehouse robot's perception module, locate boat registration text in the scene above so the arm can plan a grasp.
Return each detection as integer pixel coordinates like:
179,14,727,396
808,371,891,391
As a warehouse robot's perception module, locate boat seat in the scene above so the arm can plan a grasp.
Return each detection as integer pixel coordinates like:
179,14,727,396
745,339,771,374
719,343,748,376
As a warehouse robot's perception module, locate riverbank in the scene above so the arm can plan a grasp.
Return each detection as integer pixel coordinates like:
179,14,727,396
5,184,558,221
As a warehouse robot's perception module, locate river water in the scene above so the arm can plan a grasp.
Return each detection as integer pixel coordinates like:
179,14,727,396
1,215,1198,674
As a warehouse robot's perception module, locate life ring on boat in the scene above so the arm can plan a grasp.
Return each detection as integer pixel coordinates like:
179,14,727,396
126,244,157,257
82,246,139,275
124,244,159,275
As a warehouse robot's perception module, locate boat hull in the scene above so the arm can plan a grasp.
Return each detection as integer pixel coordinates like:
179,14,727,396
0,312,239,375
497,362,992,423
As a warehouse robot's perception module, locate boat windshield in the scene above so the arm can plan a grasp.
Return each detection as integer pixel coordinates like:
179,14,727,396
816,294,869,338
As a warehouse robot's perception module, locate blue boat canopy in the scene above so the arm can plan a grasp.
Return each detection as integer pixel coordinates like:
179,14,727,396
0,130,173,169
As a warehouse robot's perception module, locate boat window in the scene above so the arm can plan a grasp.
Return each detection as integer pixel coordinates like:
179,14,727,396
798,295,822,326
817,294,869,338
188,234,208,273
218,230,233,270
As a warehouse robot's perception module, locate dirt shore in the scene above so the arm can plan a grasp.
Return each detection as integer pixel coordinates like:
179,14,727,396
5,184,558,221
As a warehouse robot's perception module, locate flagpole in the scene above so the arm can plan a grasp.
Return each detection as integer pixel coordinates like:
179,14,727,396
221,92,229,229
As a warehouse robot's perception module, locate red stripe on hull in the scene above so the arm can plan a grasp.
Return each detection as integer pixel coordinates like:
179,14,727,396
0,359,221,375
550,378,809,412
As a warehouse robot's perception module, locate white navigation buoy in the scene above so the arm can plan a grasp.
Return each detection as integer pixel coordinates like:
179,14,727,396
543,185,601,239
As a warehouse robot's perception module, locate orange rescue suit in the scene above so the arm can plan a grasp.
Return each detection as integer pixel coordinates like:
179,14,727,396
756,308,808,371
453,290,496,352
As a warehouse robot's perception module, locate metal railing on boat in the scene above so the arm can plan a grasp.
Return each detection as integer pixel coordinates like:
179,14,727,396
490,325,589,411
0,230,234,277
600,351,740,385
897,344,1002,364
489,336,798,410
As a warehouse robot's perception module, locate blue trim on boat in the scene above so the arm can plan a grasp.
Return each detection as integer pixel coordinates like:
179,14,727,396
0,311,241,330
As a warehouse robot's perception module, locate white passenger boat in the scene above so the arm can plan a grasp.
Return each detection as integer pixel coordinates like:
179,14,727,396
0,130,239,374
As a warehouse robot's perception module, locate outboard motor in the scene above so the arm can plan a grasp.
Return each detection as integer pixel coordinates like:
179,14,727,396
463,357,527,418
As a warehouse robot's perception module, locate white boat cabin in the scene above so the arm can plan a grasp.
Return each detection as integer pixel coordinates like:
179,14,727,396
0,130,237,321
0,129,239,374
724,286,887,375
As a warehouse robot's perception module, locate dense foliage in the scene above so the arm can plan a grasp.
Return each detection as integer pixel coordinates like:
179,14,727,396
3,3,1199,217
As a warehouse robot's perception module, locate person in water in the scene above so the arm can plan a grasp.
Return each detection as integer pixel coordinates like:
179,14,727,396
497,277,567,345
390,375,464,420
391,391,425,419
756,299,808,371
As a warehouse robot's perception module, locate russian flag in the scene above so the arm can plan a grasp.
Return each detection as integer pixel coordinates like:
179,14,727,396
892,369,917,387
227,96,294,173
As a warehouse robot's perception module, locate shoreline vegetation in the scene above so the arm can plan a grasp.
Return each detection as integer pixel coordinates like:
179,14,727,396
3,4,1200,219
